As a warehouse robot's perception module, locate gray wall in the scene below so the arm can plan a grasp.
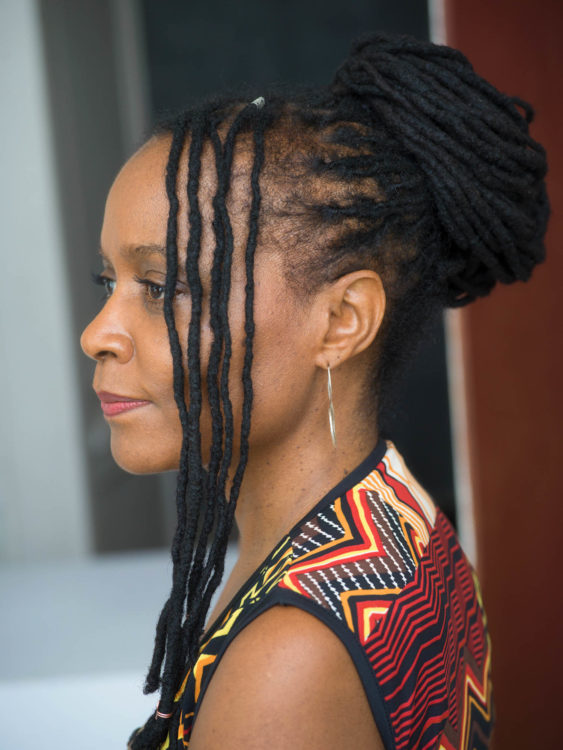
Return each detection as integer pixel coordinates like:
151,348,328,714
0,0,175,560
39,0,176,553
0,0,89,560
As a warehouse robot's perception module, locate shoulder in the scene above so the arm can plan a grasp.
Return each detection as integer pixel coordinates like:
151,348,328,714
189,605,384,750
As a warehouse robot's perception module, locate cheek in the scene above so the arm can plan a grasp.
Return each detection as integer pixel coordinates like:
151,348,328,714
108,406,183,474
243,297,316,444
106,322,185,474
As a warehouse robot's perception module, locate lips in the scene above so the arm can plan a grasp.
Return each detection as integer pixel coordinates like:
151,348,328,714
96,391,151,417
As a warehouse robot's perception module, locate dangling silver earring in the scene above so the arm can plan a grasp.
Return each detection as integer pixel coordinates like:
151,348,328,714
327,365,336,448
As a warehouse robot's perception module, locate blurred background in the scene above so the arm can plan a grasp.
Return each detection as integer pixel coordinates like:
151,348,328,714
1,0,561,748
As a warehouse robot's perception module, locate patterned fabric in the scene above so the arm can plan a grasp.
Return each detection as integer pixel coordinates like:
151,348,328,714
155,440,493,749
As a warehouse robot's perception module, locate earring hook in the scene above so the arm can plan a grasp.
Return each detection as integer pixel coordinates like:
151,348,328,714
327,365,336,448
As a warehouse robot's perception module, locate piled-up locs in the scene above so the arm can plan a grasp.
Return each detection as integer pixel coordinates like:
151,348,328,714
129,33,548,748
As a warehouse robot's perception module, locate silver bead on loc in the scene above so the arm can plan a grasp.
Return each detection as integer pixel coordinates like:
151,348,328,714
251,96,265,109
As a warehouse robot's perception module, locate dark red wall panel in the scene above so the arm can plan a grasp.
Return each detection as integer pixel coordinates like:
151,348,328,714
445,1,563,748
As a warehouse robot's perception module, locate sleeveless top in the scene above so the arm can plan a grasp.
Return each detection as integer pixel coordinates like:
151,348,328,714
155,440,493,749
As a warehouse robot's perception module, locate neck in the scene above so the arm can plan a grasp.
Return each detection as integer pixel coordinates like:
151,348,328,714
233,420,378,568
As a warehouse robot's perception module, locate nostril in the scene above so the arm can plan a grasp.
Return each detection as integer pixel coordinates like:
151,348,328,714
86,332,134,364
94,348,116,361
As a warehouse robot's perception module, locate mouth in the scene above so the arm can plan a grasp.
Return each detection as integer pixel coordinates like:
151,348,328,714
96,391,151,418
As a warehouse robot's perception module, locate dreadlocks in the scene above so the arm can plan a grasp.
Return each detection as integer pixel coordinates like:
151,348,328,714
129,101,267,747
129,33,548,748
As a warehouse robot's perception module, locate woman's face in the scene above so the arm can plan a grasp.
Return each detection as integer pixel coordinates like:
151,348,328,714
81,136,320,474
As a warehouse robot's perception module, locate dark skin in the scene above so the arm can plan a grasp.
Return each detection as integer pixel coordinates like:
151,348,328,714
81,136,386,749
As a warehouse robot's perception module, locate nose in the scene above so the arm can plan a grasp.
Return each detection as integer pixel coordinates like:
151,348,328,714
80,306,134,363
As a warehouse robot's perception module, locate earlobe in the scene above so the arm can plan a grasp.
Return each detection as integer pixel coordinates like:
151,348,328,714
315,270,386,367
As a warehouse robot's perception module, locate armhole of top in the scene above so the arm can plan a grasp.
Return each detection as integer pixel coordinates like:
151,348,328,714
193,589,396,750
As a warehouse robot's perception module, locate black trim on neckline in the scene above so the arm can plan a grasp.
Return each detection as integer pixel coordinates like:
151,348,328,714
285,438,387,539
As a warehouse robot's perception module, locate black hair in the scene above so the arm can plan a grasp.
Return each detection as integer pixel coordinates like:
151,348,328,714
129,33,548,748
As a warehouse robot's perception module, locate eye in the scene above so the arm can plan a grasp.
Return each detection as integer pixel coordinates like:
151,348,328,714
145,282,165,301
91,272,115,299
134,276,165,303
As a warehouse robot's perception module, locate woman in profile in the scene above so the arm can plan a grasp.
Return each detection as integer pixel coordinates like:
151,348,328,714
81,33,548,750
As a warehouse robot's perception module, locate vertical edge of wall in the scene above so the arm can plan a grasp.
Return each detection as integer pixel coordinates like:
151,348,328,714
0,0,90,560
444,1,563,747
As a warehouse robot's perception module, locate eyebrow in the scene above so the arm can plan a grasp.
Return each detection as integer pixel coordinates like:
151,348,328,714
99,243,167,262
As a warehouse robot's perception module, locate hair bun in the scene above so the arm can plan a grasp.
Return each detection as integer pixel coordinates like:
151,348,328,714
330,33,549,306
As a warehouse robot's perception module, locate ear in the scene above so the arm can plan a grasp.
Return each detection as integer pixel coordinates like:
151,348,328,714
313,270,386,369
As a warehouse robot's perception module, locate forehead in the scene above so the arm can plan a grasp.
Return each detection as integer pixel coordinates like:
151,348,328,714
101,133,265,280
102,137,170,248
105,134,254,233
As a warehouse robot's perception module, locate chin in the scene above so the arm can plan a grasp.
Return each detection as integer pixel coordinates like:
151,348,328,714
110,436,180,475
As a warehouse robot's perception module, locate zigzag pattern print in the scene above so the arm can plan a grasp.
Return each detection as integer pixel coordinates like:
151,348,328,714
365,513,493,749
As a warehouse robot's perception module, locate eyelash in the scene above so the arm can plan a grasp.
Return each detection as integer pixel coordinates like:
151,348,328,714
91,272,166,305
91,272,115,300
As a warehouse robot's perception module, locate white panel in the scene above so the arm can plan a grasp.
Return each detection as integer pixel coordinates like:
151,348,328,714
443,311,477,565
428,0,447,45
429,0,478,565
0,0,90,559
